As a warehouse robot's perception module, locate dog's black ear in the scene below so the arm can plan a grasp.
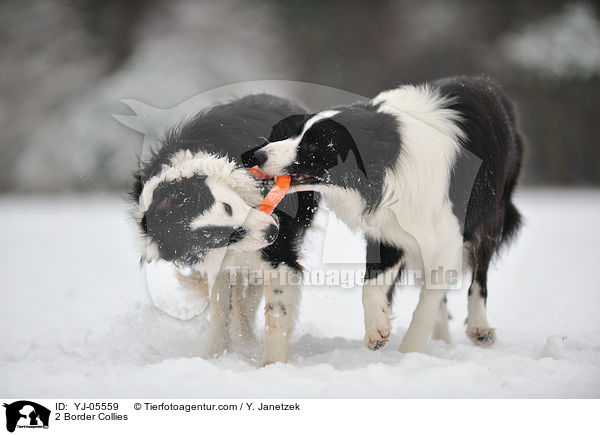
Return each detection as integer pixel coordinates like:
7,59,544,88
329,120,368,177
269,113,312,142
346,142,368,177
240,113,311,168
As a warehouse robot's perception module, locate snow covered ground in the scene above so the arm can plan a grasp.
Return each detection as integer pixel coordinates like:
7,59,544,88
1,189,599,398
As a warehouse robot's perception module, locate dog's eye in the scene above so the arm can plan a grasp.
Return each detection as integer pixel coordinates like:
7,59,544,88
223,203,233,216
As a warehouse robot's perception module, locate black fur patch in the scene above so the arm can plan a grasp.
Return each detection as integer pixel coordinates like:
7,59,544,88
365,238,404,305
364,238,404,281
261,191,319,270
433,76,525,300
132,94,307,188
142,174,249,265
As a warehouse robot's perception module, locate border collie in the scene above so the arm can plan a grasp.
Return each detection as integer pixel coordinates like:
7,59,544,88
130,94,319,365
256,76,524,353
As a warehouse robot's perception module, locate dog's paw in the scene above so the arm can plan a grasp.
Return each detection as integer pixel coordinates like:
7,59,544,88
397,328,428,354
259,354,289,368
260,342,290,367
364,315,391,351
467,326,496,346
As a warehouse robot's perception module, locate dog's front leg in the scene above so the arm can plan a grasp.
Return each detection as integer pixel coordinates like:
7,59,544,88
363,238,403,350
260,265,300,366
399,242,461,352
398,212,462,353
431,293,452,344
204,273,232,358
399,286,446,353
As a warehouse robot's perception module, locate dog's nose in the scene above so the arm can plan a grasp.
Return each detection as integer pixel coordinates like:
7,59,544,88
262,224,279,244
254,149,268,166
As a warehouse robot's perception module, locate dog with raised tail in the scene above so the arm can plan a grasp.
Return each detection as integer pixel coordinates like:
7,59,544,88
255,76,525,353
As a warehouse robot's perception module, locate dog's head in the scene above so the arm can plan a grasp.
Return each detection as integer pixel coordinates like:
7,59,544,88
254,110,369,188
133,150,279,266
254,105,401,212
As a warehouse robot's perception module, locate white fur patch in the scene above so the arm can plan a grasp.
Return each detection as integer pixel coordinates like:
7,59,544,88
373,84,465,213
302,110,341,132
260,140,298,175
467,281,490,329
190,177,254,230
364,85,466,281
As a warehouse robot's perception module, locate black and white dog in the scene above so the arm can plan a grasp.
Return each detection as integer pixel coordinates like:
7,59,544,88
131,94,319,365
256,76,524,353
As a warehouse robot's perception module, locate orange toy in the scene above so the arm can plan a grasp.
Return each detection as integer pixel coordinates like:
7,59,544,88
248,166,291,215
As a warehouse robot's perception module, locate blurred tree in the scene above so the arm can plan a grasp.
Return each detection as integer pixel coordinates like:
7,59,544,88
0,0,598,191
75,0,154,74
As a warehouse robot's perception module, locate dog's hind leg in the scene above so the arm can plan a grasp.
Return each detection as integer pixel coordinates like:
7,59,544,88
466,244,496,346
260,265,300,366
399,222,462,353
464,206,511,346
363,239,403,350
399,287,446,353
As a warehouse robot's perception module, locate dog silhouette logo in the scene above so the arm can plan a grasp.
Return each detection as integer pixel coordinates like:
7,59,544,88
3,401,50,432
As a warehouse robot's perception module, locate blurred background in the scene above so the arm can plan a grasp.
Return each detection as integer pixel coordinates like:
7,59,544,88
0,0,599,192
